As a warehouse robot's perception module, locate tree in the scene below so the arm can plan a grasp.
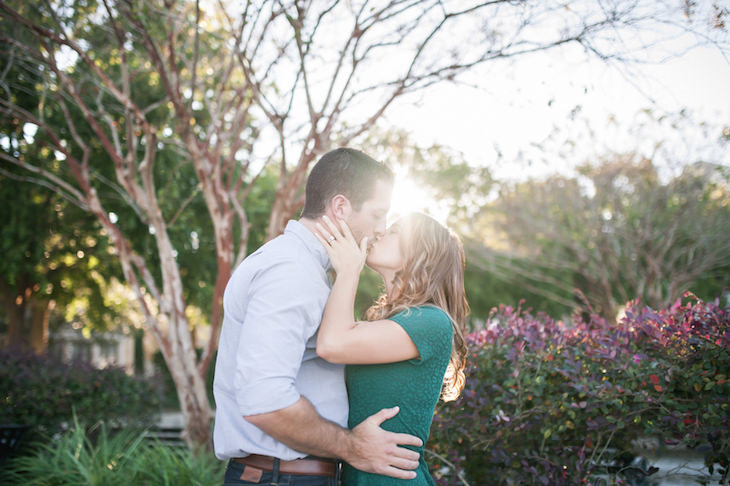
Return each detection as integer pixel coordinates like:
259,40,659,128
1,0,726,447
0,35,120,352
0,164,119,352
476,156,730,320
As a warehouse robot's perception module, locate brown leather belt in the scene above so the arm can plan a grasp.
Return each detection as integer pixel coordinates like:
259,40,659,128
233,454,337,477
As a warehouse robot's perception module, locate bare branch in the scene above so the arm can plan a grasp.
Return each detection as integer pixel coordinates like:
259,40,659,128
0,164,87,210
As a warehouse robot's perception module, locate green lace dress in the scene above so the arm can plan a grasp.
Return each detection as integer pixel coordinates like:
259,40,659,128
343,306,453,485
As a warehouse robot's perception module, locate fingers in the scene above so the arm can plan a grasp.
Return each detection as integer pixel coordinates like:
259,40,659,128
364,408,423,446
315,217,347,247
380,466,418,480
312,226,332,249
335,216,356,242
367,406,400,426
314,222,338,247
388,454,420,471
348,408,424,480
360,236,369,253
322,215,359,246
390,432,424,449
321,215,343,241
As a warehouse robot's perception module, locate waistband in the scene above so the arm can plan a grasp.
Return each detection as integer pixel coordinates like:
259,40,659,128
232,454,338,477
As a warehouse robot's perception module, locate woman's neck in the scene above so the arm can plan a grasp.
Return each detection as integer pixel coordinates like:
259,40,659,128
380,269,397,298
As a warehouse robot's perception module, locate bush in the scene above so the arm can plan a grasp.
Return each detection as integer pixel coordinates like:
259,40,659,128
0,347,161,440
2,419,225,486
428,293,730,485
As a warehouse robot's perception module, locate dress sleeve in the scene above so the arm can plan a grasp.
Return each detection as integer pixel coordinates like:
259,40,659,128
390,306,453,365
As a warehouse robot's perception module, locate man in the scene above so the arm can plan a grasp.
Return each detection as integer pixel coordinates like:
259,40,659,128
213,148,422,485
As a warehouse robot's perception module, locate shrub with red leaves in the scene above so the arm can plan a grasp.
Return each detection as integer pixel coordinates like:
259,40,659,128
428,293,729,485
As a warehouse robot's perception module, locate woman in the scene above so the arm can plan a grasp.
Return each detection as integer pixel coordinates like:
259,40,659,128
314,212,469,485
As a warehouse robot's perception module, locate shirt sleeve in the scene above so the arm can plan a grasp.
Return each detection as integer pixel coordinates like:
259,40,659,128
390,306,453,365
234,257,326,415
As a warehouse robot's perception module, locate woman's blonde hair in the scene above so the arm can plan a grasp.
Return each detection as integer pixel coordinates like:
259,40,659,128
365,212,469,401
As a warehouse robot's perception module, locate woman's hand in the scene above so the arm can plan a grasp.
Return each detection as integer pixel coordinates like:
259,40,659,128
314,216,368,277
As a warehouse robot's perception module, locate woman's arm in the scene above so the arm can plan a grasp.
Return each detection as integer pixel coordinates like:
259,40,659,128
314,217,418,364
317,262,419,364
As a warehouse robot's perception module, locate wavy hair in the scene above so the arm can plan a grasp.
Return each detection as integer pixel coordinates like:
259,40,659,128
365,213,469,401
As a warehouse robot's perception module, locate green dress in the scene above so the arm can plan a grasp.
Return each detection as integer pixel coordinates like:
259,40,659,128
343,306,453,485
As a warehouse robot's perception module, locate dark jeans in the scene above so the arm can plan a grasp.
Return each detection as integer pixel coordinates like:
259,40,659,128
223,459,339,486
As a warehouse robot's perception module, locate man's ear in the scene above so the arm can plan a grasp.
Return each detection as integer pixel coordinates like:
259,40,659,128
330,194,352,220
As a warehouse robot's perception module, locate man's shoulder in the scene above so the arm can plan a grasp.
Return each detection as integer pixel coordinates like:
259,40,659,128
237,231,320,279
248,232,296,258
226,239,321,304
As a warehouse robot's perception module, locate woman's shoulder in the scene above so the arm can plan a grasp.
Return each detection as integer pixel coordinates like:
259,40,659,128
392,305,452,327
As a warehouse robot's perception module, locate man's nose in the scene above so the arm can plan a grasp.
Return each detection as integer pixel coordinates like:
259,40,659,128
374,222,386,237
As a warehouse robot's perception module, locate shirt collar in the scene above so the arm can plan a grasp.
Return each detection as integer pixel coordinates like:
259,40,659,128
285,220,331,270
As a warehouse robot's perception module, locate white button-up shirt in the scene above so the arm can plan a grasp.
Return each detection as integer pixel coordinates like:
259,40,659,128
213,220,348,460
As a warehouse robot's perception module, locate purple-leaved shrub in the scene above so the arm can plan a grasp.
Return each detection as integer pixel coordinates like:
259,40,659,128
428,293,729,485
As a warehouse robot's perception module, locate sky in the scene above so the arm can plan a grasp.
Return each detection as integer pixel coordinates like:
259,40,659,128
383,41,730,183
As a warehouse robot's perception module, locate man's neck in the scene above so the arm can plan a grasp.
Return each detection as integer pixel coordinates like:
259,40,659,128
298,217,319,235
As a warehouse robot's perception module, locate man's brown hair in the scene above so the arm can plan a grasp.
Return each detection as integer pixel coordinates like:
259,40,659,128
301,148,393,219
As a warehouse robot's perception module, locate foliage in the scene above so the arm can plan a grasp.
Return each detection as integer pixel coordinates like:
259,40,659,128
0,45,121,347
0,348,161,439
477,157,730,319
2,419,225,486
132,441,225,486
0,167,122,333
463,262,571,325
428,293,730,485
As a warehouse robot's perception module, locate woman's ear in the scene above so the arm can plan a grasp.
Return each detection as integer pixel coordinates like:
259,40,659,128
330,194,352,220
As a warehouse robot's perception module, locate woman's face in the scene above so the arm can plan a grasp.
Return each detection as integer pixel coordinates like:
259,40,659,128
366,219,407,274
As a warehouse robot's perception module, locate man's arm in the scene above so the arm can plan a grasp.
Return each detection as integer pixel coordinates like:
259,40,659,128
245,397,422,479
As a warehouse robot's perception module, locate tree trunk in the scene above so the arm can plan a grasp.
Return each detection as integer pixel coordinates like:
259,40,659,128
27,298,50,353
265,152,320,241
163,327,214,448
3,290,25,348
266,197,290,241
1,284,49,353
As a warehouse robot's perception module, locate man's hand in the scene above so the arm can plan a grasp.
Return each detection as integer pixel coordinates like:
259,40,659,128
244,399,421,480
345,406,423,480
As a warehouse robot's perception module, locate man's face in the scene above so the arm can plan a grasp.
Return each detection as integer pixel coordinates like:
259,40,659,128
345,179,393,246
